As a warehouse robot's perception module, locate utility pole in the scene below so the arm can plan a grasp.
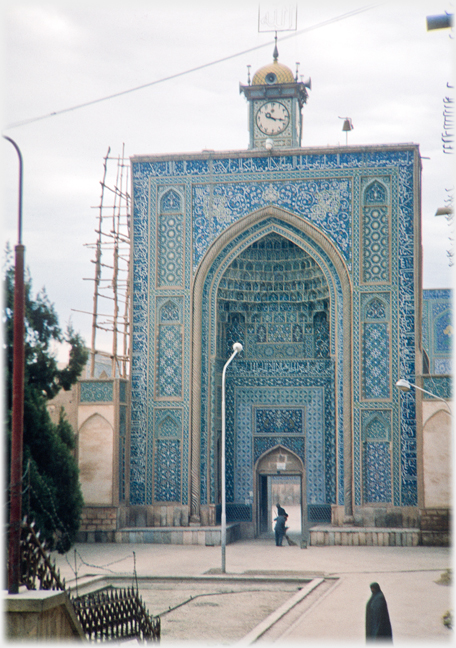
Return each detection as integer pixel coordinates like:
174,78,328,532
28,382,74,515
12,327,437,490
4,135,25,594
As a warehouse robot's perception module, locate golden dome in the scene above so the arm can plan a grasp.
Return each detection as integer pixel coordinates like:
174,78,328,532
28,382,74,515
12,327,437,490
252,60,295,86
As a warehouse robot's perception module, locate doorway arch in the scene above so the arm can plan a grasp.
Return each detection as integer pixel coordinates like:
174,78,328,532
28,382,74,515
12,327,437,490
190,205,353,527
256,445,306,537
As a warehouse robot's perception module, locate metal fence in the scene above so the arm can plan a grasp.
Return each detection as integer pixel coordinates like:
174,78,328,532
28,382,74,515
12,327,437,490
17,517,160,642
216,503,252,523
307,504,331,524
71,588,160,642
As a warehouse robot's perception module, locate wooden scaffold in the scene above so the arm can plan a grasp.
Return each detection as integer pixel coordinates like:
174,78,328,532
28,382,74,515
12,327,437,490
73,145,131,379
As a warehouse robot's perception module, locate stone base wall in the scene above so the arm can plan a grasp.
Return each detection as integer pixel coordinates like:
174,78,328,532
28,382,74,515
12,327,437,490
310,526,420,547
78,523,241,545
420,531,450,546
420,508,450,531
331,505,421,529
80,506,118,533
419,508,451,546
119,505,192,528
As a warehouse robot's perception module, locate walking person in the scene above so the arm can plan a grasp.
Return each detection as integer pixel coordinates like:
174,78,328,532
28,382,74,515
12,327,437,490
366,582,393,642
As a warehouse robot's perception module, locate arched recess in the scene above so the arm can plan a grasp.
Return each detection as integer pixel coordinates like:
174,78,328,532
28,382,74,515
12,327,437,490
255,444,306,536
422,408,452,508
78,413,114,506
190,205,353,524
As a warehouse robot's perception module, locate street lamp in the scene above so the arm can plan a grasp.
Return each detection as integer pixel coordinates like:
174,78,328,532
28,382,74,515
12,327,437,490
4,135,25,594
221,342,243,574
395,378,452,414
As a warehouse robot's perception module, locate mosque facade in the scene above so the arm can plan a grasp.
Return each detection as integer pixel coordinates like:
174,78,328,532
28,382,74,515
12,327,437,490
74,48,452,543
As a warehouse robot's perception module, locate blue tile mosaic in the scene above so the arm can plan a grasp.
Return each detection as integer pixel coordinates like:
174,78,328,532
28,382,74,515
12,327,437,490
363,442,392,503
255,408,304,435
362,323,390,399
80,380,113,402
193,178,352,269
422,289,452,376
130,146,420,513
119,380,127,403
423,376,453,400
154,439,181,501
225,365,335,507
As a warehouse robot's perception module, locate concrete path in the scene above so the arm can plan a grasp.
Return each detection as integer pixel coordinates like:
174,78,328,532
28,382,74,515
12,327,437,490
53,539,452,645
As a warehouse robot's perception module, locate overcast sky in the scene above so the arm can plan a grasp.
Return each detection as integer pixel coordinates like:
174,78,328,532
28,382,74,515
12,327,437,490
2,1,454,359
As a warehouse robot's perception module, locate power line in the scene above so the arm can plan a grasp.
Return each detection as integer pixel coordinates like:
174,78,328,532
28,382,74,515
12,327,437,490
4,4,380,130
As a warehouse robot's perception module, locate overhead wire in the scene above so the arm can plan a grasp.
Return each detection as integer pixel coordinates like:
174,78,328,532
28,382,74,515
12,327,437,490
4,4,381,130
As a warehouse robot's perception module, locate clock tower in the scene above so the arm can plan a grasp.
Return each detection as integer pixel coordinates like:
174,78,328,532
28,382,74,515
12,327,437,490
240,39,311,150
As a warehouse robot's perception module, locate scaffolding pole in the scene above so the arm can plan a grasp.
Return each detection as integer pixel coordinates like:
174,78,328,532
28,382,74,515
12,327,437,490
77,146,131,379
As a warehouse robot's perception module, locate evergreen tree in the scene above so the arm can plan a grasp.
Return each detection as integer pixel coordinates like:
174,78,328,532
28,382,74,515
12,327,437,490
4,249,88,552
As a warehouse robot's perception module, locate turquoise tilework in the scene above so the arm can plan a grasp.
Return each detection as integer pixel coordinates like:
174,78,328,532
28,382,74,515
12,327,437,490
119,380,127,403
227,376,333,506
423,376,453,400
364,442,392,503
158,187,184,287
130,147,419,511
157,325,182,398
193,178,352,268
362,323,390,399
422,289,453,375
80,380,113,402
154,439,181,501
201,218,345,507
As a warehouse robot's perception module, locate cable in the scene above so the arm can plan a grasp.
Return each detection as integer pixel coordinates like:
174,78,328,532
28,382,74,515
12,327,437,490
72,548,135,574
156,587,292,617
4,4,381,130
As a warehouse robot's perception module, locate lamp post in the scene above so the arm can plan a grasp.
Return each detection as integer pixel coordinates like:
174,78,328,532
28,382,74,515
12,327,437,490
4,135,25,594
395,378,452,414
221,342,243,574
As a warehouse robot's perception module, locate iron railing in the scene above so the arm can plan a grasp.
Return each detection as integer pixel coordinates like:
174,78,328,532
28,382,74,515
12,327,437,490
71,588,160,642
15,516,160,642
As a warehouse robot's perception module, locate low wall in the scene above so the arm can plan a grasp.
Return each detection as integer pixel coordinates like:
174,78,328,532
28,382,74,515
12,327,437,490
5,589,85,640
78,522,241,545
420,508,451,546
310,526,420,547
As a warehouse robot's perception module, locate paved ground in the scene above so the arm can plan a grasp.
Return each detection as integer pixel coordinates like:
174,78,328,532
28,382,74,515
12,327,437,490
53,538,452,645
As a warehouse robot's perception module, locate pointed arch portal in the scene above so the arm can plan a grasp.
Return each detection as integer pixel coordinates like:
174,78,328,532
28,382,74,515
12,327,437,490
190,206,353,531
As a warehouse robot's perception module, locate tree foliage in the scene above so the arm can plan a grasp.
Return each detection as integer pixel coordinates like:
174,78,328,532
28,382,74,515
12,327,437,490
4,248,88,552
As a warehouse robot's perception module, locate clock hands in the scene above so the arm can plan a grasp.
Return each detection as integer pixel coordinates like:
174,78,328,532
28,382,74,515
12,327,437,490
265,112,286,122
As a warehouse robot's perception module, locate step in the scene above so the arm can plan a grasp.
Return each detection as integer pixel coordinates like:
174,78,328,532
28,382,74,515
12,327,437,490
309,525,420,547
78,522,242,546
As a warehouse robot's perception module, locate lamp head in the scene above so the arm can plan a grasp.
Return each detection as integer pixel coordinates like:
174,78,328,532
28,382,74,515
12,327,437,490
396,378,411,392
265,138,274,151
232,342,243,353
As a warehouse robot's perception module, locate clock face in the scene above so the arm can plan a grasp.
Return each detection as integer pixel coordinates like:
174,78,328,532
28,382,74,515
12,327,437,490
256,101,290,135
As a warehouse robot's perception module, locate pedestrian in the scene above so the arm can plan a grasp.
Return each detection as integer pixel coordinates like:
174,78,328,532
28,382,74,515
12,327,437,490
276,502,287,517
274,514,288,546
365,582,393,642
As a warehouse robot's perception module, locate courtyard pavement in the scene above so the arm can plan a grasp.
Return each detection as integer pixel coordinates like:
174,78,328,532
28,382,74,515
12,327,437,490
53,538,452,646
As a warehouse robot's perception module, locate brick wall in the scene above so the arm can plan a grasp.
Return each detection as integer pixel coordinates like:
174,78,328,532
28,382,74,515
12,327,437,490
420,508,451,546
80,507,118,532
420,508,450,531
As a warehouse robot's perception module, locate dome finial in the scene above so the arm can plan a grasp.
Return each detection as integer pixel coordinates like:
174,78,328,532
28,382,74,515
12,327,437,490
273,31,278,62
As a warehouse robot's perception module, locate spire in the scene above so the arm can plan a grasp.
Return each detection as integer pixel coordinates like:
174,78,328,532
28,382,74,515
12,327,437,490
273,32,278,62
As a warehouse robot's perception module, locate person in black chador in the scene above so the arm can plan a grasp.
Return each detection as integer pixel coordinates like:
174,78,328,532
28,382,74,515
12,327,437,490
276,503,287,517
274,514,288,546
365,582,393,642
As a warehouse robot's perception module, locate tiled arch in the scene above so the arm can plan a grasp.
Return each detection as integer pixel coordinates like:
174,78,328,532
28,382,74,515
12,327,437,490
190,205,353,523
